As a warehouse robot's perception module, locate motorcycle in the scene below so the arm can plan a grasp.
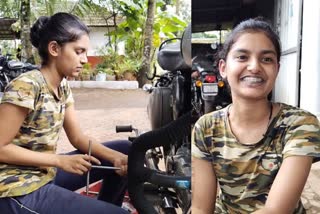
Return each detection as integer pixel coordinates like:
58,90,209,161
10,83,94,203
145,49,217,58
125,24,192,214
80,24,192,214
0,55,38,92
191,52,231,116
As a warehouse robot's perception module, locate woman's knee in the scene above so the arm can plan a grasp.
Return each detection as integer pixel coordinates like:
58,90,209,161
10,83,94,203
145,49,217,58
102,140,131,155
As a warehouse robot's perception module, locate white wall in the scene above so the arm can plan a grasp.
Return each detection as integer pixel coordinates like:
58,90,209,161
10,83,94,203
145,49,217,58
274,0,302,107
88,26,125,56
300,0,320,117
88,26,111,56
275,54,299,105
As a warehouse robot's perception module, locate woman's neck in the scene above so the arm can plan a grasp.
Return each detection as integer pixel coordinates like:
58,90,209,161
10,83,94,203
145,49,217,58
229,99,272,125
40,64,63,90
227,99,275,145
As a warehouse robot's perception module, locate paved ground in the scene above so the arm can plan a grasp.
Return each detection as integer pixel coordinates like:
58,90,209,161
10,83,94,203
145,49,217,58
57,88,151,153
58,88,320,213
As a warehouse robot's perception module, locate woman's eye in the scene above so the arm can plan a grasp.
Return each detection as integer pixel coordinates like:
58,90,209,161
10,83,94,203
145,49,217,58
76,49,86,55
262,57,274,63
236,55,247,61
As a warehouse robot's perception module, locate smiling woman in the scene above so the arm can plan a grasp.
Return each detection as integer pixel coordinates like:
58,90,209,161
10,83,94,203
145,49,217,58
191,18,320,214
0,12,130,214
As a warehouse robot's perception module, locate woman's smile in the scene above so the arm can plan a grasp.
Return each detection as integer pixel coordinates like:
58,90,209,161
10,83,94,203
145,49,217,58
240,76,265,86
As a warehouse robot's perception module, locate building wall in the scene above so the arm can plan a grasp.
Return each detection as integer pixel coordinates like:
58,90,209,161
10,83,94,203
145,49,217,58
87,26,125,67
273,0,320,117
300,0,320,117
88,26,114,56
273,0,302,107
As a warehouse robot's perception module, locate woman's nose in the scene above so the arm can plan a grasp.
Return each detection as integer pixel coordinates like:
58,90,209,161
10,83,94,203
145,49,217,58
247,58,261,73
80,53,88,64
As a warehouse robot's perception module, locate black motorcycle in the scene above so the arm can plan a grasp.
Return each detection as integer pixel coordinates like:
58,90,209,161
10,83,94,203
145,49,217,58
0,55,38,92
125,24,192,214
191,55,231,115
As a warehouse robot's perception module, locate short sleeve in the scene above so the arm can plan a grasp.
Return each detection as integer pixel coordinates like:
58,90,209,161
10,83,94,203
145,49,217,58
192,116,213,161
61,78,74,108
282,113,320,162
1,77,39,110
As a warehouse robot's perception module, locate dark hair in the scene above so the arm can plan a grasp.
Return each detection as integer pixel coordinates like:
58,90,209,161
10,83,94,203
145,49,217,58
30,12,89,65
219,17,281,63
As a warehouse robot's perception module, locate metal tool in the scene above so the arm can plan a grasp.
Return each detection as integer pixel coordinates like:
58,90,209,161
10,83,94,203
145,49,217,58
86,140,92,195
91,165,121,170
85,140,121,196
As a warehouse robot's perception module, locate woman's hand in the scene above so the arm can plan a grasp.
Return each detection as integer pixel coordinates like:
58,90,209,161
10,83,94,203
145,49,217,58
112,154,128,176
57,154,101,175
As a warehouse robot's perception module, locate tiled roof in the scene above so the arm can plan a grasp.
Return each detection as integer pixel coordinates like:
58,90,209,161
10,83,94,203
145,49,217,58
81,13,124,27
0,18,19,40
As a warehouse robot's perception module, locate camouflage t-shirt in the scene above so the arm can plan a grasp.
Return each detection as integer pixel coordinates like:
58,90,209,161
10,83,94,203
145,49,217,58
0,69,74,197
192,103,320,214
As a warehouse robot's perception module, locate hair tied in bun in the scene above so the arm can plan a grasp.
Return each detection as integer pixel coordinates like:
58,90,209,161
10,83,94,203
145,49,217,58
30,16,50,48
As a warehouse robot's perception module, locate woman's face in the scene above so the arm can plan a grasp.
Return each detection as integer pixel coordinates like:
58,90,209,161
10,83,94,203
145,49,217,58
219,32,280,101
56,34,90,78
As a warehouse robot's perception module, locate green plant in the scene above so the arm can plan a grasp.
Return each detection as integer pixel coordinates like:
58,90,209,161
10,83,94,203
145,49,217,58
83,62,92,70
96,47,123,71
80,63,93,80
117,58,142,74
104,68,114,75
97,68,114,75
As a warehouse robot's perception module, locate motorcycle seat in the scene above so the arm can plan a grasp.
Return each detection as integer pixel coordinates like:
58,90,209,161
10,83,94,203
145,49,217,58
157,41,189,72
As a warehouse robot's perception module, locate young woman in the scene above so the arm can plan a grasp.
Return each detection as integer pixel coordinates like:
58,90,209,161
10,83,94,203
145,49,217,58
192,18,320,214
0,13,130,213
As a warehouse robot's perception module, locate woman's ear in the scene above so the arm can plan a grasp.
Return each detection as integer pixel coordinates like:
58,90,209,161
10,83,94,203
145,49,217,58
48,41,60,57
219,59,227,78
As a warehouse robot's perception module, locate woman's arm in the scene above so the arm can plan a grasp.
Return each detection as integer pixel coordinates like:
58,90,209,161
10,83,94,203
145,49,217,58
0,103,28,146
63,104,128,175
0,103,99,175
0,143,100,175
191,156,217,214
253,155,313,214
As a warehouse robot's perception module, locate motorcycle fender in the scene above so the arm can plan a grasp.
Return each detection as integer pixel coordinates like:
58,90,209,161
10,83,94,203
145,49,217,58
148,87,173,130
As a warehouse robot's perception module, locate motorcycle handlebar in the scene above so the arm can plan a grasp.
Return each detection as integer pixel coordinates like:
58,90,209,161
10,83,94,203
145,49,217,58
128,112,191,214
116,125,133,133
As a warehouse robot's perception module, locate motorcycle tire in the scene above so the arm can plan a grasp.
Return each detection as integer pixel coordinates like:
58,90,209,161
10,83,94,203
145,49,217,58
0,82,5,93
173,145,191,214
143,185,177,214
204,100,216,114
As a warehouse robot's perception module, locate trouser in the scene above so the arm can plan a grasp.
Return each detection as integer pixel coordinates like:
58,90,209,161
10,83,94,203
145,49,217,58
0,140,131,214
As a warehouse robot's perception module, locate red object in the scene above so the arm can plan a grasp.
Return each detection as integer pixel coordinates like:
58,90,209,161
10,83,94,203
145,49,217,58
79,180,138,213
87,56,103,69
205,75,216,83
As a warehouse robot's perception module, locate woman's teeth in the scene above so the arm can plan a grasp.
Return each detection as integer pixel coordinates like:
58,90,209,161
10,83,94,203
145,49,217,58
241,76,264,83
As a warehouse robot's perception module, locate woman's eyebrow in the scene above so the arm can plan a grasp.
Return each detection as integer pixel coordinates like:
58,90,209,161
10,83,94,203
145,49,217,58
261,50,277,55
233,49,276,55
76,47,87,52
233,49,250,54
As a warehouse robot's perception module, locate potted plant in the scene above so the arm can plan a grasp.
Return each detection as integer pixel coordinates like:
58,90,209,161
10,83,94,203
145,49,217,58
80,63,92,81
95,69,107,81
104,68,116,81
95,61,115,81
117,58,141,81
